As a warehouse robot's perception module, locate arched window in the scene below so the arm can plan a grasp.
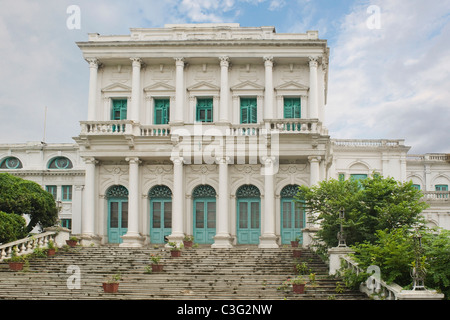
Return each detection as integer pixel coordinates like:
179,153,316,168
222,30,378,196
0,157,23,169
48,157,73,169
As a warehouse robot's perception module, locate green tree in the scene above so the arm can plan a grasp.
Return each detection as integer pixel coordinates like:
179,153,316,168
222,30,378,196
0,211,27,243
0,173,58,233
297,173,428,248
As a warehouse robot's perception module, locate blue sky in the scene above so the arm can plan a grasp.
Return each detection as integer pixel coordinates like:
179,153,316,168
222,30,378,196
1,0,449,154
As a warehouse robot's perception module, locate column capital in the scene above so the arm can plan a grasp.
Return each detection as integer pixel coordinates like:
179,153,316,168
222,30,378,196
308,156,321,163
263,56,274,66
170,156,184,165
261,156,276,166
130,57,142,67
219,56,230,67
309,56,319,68
125,157,141,165
83,157,98,165
86,58,100,69
216,156,231,165
174,57,185,67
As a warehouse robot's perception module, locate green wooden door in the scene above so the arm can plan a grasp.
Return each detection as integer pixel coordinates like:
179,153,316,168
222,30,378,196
108,199,128,244
193,199,216,244
150,199,172,243
237,199,260,244
281,199,304,244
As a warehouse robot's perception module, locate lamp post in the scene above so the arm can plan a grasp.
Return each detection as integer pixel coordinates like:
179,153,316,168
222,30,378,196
411,230,426,290
337,207,346,247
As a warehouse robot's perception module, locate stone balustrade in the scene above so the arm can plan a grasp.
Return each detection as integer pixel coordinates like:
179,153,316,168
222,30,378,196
140,125,171,137
0,232,56,262
422,191,450,200
339,255,444,300
80,120,134,135
332,139,404,147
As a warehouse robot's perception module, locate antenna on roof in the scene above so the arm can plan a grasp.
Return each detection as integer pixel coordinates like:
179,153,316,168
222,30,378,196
42,106,47,144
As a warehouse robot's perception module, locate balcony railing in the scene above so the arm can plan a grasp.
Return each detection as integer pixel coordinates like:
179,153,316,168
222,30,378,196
332,139,405,147
80,119,326,137
422,191,450,200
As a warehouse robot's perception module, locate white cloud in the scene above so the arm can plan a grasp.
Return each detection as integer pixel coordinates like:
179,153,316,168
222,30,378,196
326,0,450,154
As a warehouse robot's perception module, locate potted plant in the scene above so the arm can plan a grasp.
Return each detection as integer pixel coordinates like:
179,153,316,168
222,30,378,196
6,248,27,271
66,236,79,248
290,276,307,294
183,235,194,248
291,236,300,247
102,272,121,293
47,240,57,256
168,242,182,257
292,247,302,257
150,254,163,272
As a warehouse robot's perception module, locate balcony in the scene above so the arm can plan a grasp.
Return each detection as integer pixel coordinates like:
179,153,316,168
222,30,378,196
79,118,327,138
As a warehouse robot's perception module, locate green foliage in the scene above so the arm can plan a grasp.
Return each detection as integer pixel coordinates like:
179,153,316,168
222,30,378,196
0,210,27,243
350,227,415,286
297,173,427,248
0,173,58,233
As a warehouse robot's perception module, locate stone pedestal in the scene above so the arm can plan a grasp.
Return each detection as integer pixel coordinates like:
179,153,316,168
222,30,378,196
328,246,354,276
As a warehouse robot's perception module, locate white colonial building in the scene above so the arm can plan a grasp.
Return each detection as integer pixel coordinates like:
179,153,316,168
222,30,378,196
1,24,449,247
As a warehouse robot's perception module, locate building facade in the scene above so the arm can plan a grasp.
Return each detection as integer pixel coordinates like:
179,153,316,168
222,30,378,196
1,24,449,247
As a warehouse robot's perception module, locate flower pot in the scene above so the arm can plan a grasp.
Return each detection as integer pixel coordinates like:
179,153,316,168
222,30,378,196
293,249,302,258
183,240,193,248
152,264,164,272
293,283,306,294
66,240,78,247
8,262,24,271
291,241,299,247
102,282,119,293
171,250,181,257
47,249,56,256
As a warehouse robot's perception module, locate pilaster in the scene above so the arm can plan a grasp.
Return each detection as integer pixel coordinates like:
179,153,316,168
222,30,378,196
309,56,319,119
259,156,278,248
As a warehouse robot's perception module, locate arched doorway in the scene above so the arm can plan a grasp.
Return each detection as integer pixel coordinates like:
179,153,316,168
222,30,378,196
192,185,216,244
106,185,128,244
280,184,305,244
149,185,172,244
236,184,261,244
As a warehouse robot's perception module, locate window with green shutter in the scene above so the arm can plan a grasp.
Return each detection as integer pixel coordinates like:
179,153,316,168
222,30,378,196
111,99,127,120
154,99,170,124
240,97,257,124
283,97,301,119
46,185,57,200
196,98,213,122
62,185,72,201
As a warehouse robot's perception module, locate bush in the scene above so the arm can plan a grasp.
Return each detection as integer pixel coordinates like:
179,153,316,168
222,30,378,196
0,211,27,244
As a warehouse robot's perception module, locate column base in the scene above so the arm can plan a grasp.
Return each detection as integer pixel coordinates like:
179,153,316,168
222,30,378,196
211,234,233,249
119,233,145,248
258,234,279,249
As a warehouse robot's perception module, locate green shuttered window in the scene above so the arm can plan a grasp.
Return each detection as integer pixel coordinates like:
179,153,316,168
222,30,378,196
240,98,257,124
111,99,127,120
154,99,170,124
283,97,301,119
196,98,213,122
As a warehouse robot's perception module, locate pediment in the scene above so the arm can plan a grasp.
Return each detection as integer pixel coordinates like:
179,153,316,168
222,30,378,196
101,83,132,93
187,81,220,92
230,80,265,92
275,81,309,91
143,82,175,93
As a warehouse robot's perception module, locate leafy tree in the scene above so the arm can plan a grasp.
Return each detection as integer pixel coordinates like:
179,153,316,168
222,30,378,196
0,173,58,233
296,173,428,248
0,211,27,243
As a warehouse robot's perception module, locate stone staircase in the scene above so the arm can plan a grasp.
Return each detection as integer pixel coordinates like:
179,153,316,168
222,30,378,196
0,245,368,300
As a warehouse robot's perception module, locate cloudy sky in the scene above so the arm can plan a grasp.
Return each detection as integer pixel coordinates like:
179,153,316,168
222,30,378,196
0,0,449,154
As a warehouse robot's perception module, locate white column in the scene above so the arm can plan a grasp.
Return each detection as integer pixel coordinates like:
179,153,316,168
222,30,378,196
173,58,185,124
72,185,84,235
219,56,230,124
130,58,142,122
121,157,143,247
309,56,319,119
264,56,274,121
308,156,321,186
212,157,233,248
81,157,97,242
169,156,184,244
259,156,278,248
86,58,99,121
